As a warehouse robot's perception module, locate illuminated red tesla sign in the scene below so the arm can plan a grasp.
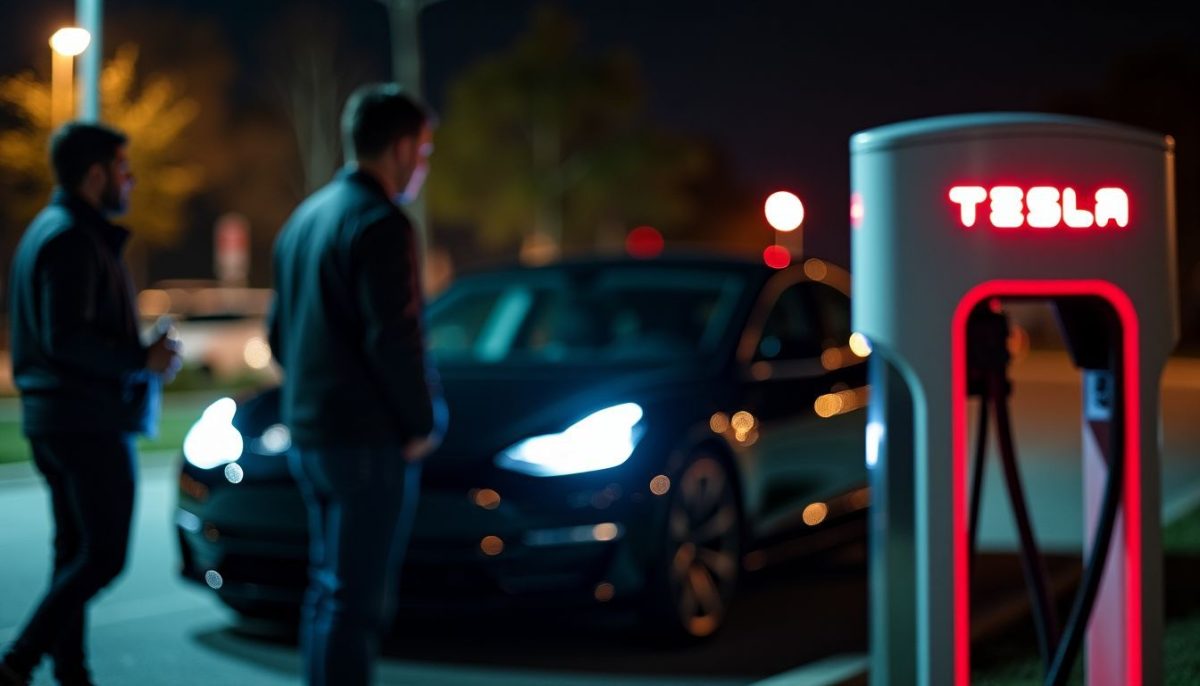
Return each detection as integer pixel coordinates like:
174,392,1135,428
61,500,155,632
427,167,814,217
948,185,1129,230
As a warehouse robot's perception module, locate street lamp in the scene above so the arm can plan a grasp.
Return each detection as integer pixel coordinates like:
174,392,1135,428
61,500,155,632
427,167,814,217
764,190,805,266
765,190,805,232
49,27,91,127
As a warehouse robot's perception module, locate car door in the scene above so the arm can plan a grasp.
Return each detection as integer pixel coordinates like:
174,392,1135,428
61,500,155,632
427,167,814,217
735,271,867,537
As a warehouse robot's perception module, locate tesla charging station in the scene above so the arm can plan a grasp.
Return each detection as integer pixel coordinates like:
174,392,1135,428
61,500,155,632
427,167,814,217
851,114,1177,685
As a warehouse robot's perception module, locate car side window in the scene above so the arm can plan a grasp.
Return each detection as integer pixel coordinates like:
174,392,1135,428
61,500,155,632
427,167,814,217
426,288,505,357
754,283,823,361
810,283,852,350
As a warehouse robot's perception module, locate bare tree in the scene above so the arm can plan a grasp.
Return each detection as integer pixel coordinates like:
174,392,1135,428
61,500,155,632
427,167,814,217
376,0,445,98
270,5,370,196
376,0,446,265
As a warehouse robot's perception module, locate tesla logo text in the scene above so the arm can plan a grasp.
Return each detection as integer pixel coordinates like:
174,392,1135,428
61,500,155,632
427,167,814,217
948,185,1129,230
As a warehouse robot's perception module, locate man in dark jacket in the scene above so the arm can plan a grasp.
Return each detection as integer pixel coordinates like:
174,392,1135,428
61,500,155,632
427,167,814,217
267,83,445,686
0,123,180,686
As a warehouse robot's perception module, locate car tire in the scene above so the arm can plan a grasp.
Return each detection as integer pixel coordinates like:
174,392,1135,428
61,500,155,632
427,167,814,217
641,449,743,643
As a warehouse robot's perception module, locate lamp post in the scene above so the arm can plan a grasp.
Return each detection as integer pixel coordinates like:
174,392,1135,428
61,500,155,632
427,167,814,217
76,0,103,122
49,27,91,127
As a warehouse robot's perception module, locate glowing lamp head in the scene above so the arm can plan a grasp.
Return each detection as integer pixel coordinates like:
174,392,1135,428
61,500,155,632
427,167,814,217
765,191,805,232
50,28,91,57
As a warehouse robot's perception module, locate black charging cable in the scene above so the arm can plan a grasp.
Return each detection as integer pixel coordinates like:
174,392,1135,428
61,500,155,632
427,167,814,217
1045,363,1123,686
966,307,1061,669
965,304,1125,685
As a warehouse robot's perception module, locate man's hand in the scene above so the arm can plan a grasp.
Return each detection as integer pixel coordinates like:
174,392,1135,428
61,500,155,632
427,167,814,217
146,332,183,382
402,434,439,463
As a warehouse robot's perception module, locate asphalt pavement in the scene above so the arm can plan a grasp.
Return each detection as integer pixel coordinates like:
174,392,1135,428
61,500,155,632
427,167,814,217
0,459,870,686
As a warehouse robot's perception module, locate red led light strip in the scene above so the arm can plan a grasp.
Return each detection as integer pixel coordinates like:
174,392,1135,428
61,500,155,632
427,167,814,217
951,280,1141,685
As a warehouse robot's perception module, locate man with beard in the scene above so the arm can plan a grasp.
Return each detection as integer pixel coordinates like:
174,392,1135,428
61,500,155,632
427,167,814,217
0,123,181,686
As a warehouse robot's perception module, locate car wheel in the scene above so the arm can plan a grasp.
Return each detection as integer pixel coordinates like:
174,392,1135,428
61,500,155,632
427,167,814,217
644,450,743,641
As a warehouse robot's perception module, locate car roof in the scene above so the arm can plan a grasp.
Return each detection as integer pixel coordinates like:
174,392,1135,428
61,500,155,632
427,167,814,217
454,250,777,281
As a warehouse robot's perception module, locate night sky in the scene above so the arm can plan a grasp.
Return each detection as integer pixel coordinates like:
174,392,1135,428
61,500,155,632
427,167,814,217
3,1,1198,272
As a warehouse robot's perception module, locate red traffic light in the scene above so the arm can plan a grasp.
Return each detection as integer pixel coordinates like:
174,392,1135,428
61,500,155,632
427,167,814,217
763,245,791,269
626,226,664,259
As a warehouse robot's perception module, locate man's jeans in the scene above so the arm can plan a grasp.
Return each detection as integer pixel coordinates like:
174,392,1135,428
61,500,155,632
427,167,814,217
5,434,135,684
289,444,420,686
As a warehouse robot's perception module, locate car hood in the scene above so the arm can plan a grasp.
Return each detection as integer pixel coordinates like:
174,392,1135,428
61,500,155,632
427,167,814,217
226,362,724,481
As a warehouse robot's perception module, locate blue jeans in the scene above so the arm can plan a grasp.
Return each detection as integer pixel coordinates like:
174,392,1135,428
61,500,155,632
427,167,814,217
4,433,135,684
289,444,420,686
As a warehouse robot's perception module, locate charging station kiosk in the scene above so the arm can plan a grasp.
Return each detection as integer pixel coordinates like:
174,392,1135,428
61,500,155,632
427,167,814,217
851,113,1177,685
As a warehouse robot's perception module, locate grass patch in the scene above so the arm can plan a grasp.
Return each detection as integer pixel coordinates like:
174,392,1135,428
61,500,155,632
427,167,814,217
1165,612,1200,683
976,502,1200,684
0,421,28,464
164,365,272,395
976,610,1200,685
0,392,218,464
1165,502,1200,553
0,363,270,464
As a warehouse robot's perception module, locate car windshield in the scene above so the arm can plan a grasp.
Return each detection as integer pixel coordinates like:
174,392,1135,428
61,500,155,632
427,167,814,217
427,265,747,365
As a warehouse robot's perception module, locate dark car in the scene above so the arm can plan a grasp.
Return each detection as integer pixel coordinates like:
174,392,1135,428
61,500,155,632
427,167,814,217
175,254,869,640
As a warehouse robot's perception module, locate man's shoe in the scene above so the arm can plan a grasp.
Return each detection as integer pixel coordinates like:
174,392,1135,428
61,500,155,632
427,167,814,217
0,661,29,686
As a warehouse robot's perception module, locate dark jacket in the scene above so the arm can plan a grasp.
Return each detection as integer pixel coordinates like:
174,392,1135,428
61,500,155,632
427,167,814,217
268,168,441,448
8,190,152,436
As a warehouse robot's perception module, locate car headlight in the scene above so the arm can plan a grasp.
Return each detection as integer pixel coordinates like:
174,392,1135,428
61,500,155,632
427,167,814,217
182,398,244,469
496,403,645,477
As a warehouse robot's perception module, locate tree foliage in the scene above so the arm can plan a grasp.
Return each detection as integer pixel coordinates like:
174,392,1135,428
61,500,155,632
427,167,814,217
426,5,721,255
0,45,203,248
